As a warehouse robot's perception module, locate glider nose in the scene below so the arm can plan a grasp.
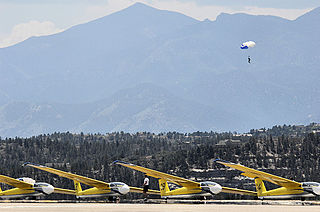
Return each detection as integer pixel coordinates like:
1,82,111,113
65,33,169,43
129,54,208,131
313,186,320,196
34,183,54,195
119,184,130,195
45,184,55,194
211,184,222,194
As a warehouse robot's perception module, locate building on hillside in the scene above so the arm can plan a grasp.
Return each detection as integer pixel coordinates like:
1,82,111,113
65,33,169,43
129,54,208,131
216,139,241,147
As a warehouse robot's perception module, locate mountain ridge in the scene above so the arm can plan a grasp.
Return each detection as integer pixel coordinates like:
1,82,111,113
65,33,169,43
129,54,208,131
0,3,319,137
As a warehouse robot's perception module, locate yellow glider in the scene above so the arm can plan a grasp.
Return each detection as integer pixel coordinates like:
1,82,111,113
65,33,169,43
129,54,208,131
0,174,74,199
24,163,159,199
113,160,256,199
215,159,320,199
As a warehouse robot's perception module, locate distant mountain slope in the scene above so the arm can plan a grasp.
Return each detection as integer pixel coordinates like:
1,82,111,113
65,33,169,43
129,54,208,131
0,84,237,137
0,3,198,104
0,3,319,137
74,83,240,133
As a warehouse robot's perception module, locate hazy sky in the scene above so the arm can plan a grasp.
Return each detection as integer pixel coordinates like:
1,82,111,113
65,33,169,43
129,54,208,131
0,0,319,48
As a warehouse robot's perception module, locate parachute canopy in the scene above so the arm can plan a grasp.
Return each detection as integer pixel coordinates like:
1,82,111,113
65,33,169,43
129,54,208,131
241,41,256,49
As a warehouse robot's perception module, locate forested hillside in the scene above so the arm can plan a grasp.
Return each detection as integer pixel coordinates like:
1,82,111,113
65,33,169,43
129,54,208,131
0,123,320,200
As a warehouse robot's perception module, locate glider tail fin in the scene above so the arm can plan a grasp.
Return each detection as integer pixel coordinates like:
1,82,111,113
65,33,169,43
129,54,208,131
254,178,266,197
74,181,82,194
158,178,170,197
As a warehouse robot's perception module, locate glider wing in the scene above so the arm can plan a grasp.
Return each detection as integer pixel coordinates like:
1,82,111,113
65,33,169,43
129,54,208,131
25,163,110,189
114,161,200,188
215,159,301,188
0,175,33,189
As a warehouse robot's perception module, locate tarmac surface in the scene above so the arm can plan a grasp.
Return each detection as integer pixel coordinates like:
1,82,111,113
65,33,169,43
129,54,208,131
1,202,320,212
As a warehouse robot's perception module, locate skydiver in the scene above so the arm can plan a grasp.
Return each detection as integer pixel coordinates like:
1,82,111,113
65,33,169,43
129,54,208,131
248,56,251,64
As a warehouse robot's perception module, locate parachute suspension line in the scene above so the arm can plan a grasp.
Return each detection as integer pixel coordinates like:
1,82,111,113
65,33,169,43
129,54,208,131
241,41,255,64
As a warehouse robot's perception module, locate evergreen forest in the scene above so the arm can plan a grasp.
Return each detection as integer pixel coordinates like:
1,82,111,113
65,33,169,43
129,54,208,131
1,123,320,200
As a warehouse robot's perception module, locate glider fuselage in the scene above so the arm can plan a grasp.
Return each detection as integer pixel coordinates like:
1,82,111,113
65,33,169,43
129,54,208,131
0,187,44,199
216,159,320,200
75,187,123,198
161,186,210,199
258,186,308,199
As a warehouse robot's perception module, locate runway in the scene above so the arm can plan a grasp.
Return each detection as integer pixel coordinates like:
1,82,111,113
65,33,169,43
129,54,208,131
1,203,320,212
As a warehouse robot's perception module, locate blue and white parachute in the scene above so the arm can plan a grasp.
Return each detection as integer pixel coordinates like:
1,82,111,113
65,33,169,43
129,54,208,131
240,41,256,49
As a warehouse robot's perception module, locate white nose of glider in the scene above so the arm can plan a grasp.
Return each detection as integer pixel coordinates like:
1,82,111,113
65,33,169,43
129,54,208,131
119,184,130,195
313,186,320,196
211,184,222,194
43,184,55,194
34,183,54,195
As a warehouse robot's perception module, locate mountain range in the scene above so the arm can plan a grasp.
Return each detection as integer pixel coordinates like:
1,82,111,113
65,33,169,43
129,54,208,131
0,3,319,137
